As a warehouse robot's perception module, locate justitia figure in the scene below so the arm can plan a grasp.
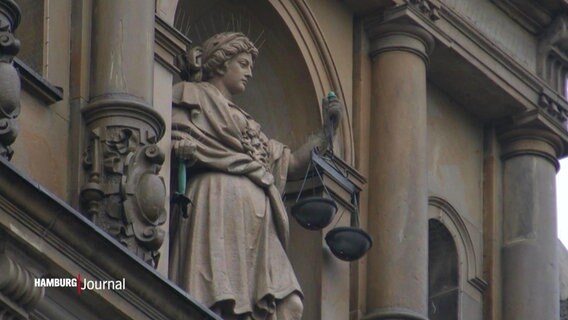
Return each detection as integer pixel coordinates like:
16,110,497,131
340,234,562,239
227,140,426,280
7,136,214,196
169,32,341,319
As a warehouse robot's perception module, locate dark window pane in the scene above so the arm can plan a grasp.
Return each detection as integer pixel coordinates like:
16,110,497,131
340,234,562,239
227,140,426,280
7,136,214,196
429,219,459,320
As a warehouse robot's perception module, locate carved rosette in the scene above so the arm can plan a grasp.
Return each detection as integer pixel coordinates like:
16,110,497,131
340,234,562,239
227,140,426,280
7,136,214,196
0,0,21,160
81,99,166,267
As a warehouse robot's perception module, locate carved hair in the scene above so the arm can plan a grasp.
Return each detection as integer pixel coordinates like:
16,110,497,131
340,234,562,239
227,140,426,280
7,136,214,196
201,32,258,81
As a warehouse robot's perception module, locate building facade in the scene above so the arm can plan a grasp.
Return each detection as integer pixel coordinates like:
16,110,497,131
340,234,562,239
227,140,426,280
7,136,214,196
1,0,568,319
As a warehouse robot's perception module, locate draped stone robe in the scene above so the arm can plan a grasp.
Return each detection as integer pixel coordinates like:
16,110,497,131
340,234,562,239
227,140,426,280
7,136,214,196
169,81,302,317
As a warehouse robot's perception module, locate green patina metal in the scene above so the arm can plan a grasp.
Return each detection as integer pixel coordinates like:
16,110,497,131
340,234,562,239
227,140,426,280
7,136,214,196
178,158,186,194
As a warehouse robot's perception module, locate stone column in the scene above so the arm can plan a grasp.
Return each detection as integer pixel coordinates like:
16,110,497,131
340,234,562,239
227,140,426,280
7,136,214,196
80,0,166,267
0,0,21,160
500,128,561,320
363,21,434,320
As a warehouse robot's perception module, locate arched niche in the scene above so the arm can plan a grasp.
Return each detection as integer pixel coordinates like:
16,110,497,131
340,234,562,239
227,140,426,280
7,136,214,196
173,0,353,159
172,2,355,318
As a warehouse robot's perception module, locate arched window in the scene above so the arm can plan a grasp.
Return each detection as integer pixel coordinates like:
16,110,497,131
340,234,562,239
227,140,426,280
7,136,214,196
428,219,459,320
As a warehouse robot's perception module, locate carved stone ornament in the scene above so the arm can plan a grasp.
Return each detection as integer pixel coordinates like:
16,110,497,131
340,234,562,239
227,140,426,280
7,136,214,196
176,46,202,82
0,0,21,160
538,15,568,96
394,0,442,21
81,100,166,267
539,90,568,124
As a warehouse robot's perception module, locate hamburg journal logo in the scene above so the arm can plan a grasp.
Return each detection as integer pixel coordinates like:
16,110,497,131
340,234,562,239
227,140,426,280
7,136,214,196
34,273,126,294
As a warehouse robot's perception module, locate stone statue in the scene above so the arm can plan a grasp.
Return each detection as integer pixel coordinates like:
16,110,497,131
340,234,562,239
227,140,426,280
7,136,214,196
169,32,341,319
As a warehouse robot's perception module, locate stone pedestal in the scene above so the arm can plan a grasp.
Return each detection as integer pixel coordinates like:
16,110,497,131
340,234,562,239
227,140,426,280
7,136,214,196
500,128,562,320
80,0,166,267
363,20,434,320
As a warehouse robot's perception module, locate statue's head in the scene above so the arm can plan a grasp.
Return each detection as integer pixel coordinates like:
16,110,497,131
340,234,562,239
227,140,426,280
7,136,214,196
201,32,258,82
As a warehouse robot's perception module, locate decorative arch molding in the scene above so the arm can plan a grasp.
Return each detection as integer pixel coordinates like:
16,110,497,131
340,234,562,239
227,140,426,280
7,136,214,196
169,0,354,163
156,0,179,24
428,196,487,292
269,0,354,163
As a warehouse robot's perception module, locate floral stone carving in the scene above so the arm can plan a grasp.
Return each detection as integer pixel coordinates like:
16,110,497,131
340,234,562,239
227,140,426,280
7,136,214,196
81,102,166,267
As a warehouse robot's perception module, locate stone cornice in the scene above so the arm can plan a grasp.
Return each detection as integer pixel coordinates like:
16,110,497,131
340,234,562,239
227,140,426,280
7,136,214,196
438,7,568,132
154,15,191,75
432,3,545,100
340,0,391,15
393,0,442,21
373,2,568,151
0,158,220,320
490,0,553,34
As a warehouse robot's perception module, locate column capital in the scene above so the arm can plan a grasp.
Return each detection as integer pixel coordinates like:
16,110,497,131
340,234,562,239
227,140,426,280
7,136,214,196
499,128,563,171
364,18,435,65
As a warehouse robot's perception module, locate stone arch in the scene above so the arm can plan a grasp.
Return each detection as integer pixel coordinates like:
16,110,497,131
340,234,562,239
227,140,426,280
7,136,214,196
428,196,487,292
173,0,354,162
428,219,459,319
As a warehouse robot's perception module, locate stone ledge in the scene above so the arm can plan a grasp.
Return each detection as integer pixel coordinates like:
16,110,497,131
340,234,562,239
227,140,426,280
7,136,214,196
0,158,220,320
154,15,191,75
13,58,63,105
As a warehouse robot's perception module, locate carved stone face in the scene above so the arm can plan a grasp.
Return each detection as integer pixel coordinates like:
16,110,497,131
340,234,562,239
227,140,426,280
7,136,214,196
218,52,253,96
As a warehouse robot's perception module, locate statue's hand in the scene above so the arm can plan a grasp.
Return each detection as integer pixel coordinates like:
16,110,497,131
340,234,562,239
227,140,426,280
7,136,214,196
322,93,343,138
173,139,197,164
